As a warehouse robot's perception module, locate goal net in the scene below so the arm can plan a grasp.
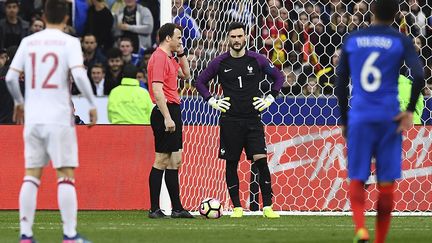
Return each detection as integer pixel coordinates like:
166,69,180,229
173,0,432,214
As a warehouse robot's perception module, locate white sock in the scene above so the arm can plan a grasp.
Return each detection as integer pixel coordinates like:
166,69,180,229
57,178,77,238
19,176,40,237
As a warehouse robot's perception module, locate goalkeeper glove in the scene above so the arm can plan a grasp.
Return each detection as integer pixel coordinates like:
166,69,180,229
252,94,275,112
208,97,231,113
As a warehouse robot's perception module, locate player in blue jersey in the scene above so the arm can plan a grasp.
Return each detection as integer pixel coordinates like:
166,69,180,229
196,22,284,218
335,1,424,242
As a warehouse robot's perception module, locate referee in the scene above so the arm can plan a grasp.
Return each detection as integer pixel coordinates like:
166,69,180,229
147,23,193,218
196,22,284,218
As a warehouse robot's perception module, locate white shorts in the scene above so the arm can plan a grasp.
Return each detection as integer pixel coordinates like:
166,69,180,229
24,124,78,169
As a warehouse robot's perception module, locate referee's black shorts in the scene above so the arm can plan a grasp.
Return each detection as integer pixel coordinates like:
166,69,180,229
219,116,267,161
150,103,183,153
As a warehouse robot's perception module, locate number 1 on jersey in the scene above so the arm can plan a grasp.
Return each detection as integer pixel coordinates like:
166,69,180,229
238,76,243,88
29,52,59,89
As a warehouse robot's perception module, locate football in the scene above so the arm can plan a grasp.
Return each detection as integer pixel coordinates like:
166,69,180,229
199,198,223,219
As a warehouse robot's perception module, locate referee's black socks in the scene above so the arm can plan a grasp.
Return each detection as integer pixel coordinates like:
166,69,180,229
254,157,273,207
226,160,242,208
165,169,184,211
149,167,164,211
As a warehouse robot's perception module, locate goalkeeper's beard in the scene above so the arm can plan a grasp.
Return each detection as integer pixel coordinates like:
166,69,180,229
229,41,246,52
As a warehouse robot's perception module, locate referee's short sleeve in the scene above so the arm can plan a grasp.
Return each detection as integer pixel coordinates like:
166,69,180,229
151,52,167,82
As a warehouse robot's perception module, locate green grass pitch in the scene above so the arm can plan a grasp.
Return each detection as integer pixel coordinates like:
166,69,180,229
0,211,430,243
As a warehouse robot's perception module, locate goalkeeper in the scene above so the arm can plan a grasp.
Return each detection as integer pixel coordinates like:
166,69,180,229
196,22,284,218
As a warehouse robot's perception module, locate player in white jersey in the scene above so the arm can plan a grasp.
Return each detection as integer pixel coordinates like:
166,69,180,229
5,1,96,242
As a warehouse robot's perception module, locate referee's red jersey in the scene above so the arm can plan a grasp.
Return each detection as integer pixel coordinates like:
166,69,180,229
147,47,181,104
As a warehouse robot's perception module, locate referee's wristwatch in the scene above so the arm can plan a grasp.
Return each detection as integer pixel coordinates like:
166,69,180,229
177,52,186,58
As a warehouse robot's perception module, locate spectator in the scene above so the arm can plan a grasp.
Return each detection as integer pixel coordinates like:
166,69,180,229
63,24,76,36
136,68,148,90
84,0,114,52
302,77,321,97
139,48,154,70
140,0,160,47
0,0,29,49
262,0,290,63
348,13,367,32
108,0,125,15
423,80,432,96
397,3,420,36
28,17,44,35
317,48,340,96
309,20,333,68
172,0,201,50
0,48,7,68
113,0,154,52
73,0,89,36
82,33,107,70
90,63,107,96
108,64,153,124
352,1,371,25
119,37,141,65
104,47,124,94
409,0,427,36
0,45,22,124
281,66,301,96
398,75,424,125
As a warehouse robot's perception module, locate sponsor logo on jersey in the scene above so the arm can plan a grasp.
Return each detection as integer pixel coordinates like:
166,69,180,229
224,69,232,72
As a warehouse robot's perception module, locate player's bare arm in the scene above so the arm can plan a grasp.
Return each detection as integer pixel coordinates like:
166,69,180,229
152,82,175,132
5,67,25,124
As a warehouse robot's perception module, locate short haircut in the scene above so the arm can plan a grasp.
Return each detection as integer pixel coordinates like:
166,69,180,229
82,33,97,43
119,37,133,45
227,22,246,34
372,0,399,22
5,0,19,6
44,0,69,24
158,23,182,43
122,64,138,79
91,63,105,73
106,48,122,59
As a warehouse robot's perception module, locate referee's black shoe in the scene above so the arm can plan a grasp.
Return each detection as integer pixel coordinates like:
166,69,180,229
171,209,194,218
148,209,167,219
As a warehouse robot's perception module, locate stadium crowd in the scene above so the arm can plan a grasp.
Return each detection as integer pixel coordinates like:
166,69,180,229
0,0,431,124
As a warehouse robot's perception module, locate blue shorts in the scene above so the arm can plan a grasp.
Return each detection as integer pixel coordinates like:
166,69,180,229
347,121,402,182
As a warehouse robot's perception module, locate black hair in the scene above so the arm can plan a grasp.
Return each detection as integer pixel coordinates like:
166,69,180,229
106,48,122,59
91,63,106,73
227,22,246,34
5,0,19,6
119,37,133,44
44,0,69,24
372,0,399,22
122,64,138,79
158,23,182,43
82,33,97,42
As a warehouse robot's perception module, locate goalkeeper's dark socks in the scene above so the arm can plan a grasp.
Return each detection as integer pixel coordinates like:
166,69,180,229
165,169,184,211
349,180,366,231
149,167,164,211
375,183,395,243
226,160,242,208
254,157,273,207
